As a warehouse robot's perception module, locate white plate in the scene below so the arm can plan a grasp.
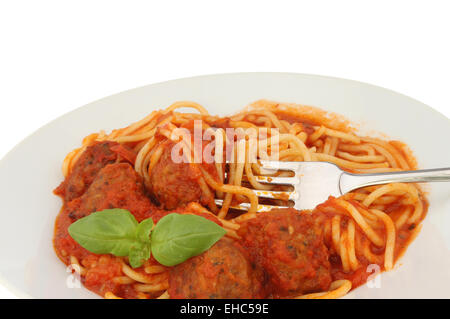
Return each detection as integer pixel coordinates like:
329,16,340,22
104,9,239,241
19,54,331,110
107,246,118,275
0,73,449,299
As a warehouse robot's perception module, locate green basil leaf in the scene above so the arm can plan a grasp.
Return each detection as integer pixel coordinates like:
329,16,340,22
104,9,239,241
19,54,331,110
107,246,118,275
129,242,151,268
151,213,226,266
136,218,153,243
68,209,139,256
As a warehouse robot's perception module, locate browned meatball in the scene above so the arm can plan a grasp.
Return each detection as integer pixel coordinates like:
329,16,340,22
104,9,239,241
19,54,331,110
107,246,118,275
168,237,265,299
238,209,332,297
54,141,124,202
149,141,214,210
63,163,153,222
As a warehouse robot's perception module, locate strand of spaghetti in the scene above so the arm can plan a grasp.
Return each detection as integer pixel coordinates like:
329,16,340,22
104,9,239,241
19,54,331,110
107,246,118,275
280,119,292,132
144,265,166,274
219,143,239,217
121,261,167,284
395,206,413,229
362,183,419,207
288,122,303,135
256,140,279,160
336,151,386,163
331,215,341,254
234,109,288,132
243,138,269,191
319,127,360,144
297,280,352,299
343,192,398,206
315,153,389,169
297,131,308,143
232,212,258,223
114,127,157,143
339,229,350,272
354,230,364,262
141,145,158,184
135,137,157,180
228,120,258,129
361,137,410,169
133,139,148,153
197,173,218,212
347,220,360,271
201,167,258,215
371,205,385,211
309,149,318,161
279,151,304,161
186,202,240,230
215,163,225,198
228,143,248,206
225,229,241,239
171,113,208,127
366,143,398,168
351,167,402,173
358,185,408,195
329,137,339,156
345,201,379,223
314,140,324,154
218,167,236,218
408,198,423,224
279,134,312,161
230,141,247,204
322,217,331,243
147,144,165,176
323,137,332,155
335,198,384,247
338,143,375,155
134,281,169,292
369,209,396,270
245,162,273,190
308,125,326,143
163,101,209,115
219,141,245,214
362,238,383,264
244,133,275,190
213,128,225,198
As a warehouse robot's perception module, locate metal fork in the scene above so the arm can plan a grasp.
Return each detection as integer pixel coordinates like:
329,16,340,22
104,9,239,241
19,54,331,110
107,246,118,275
215,161,450,212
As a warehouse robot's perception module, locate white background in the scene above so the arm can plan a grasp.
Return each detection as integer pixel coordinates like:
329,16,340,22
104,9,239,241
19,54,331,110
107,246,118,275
0,1,449,298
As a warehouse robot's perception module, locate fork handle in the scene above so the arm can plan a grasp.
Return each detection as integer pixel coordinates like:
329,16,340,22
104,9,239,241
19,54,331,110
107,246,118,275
339,167,450,194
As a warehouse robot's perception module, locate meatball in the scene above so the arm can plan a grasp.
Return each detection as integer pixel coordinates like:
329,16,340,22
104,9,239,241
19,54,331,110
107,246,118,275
149,141,215,210
55,141,136,202
55,162,154,264
238,209,332,297
168,237,265,299
63,162,153,222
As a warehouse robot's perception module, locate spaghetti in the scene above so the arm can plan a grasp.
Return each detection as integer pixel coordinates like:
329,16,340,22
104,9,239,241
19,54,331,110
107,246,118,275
54,100,427,299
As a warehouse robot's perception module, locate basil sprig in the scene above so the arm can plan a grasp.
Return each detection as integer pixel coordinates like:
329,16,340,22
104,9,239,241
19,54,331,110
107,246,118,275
68,209,226,268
